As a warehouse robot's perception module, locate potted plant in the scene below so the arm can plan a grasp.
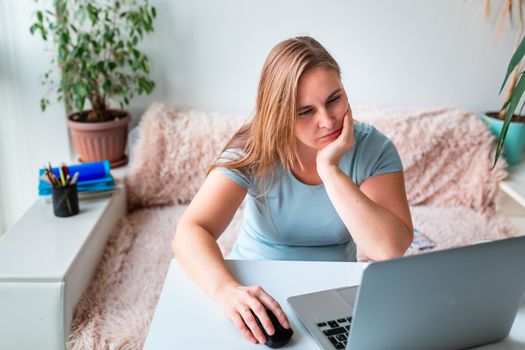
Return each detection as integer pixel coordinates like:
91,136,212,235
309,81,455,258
479,0,525,166
492,34,525,166
30,0,156,167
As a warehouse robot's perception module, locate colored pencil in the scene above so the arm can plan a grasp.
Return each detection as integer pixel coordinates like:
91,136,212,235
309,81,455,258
59,167,66,186
70,172,79,185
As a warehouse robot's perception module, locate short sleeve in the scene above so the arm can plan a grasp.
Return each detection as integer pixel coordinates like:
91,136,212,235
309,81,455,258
358,125,403,182
216,149,252,190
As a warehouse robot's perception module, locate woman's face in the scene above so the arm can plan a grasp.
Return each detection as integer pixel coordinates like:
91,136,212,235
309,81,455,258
295,66,352,152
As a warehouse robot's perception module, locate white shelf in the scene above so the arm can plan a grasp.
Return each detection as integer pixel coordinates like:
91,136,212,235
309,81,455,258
500,162,525,209
0,190,124,280
0,188,127,349
500,162,525,235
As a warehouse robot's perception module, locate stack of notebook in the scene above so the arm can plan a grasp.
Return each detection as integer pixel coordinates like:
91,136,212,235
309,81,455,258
38,160,116,199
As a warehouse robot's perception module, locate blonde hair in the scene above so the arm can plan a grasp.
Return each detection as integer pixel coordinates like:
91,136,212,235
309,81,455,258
210,36,341,192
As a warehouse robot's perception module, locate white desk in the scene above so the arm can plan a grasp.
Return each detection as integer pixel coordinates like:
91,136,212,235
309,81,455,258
144,259,525,350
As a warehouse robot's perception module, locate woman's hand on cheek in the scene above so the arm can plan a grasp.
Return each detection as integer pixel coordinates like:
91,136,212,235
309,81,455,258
316,110,355,173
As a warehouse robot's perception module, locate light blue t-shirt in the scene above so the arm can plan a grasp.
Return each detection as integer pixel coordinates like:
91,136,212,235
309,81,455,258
218,121,403,262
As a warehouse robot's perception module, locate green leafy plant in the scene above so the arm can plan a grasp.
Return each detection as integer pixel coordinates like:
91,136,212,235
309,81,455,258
30,0,156,122
473,0,525,165
496,34,525,164
480,0,524,118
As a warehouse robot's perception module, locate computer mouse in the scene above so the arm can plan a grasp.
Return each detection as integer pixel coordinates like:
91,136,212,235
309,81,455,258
254,307,294,348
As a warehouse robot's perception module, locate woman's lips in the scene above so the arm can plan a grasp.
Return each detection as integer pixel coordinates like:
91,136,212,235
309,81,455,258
319,128,342,141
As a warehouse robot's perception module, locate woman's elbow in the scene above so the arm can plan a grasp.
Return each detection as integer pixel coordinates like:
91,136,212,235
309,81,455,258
391,226,413,258
402,226,414,252
373,228,413,261
373,248,404,261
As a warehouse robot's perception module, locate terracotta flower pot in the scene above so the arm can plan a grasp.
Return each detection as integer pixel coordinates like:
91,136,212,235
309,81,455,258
67,110,131,168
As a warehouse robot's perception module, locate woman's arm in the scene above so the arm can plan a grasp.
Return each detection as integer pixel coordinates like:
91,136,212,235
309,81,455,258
172,169,290,344
319,166,413,261
317,113,413,261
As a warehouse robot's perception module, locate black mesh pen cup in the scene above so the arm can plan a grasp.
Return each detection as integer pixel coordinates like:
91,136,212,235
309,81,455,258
52,183,79,217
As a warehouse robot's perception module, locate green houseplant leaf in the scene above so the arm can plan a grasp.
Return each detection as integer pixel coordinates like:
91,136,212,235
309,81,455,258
495,68,525,166
495,34,525,166
499,35,525,95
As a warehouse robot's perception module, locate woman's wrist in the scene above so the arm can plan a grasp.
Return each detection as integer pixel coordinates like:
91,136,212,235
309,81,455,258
212,279,242,304
317,162,340,181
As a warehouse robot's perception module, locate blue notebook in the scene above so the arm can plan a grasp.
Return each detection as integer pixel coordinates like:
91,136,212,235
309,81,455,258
38,160,115,196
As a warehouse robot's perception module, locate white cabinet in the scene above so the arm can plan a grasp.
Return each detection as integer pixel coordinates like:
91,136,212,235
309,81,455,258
0,188,126,350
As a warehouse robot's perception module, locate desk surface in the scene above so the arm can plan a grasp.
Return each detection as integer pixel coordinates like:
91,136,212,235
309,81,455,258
144,259,525,350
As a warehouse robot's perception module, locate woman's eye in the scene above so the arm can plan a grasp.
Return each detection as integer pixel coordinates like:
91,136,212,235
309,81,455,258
298,109,311,117
327,96,340,104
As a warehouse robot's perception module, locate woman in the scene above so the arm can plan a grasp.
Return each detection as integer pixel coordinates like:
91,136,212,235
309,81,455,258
172,36,413,345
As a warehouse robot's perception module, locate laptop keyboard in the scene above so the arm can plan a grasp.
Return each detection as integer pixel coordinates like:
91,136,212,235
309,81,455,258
316,317,352,349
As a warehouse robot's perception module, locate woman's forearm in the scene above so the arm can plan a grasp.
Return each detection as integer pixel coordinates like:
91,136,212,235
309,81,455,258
318,165,412,260
172,220,291,345
172,222,240,301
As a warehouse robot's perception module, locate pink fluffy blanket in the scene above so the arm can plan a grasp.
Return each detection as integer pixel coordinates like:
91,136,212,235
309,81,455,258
125,103,507,213
67,103,517,349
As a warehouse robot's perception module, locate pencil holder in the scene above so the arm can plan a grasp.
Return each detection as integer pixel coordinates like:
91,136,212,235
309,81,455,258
52,183,79,217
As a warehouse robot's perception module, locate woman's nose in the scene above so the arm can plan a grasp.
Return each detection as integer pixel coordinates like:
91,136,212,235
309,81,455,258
317,108,335,129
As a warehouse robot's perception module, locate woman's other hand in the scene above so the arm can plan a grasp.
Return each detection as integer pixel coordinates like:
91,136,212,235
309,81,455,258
213,283,291,344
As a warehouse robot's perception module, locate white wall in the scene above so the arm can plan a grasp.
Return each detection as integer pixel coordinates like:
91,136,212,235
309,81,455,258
1,0,70,234
0,0,520,233
134,0,518,114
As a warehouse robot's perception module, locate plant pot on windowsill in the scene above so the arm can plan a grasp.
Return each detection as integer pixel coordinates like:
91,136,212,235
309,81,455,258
482,111,525,166
67,109,131,168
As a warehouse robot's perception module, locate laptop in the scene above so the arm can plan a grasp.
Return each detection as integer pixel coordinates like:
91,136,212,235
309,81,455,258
287,236,525,350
